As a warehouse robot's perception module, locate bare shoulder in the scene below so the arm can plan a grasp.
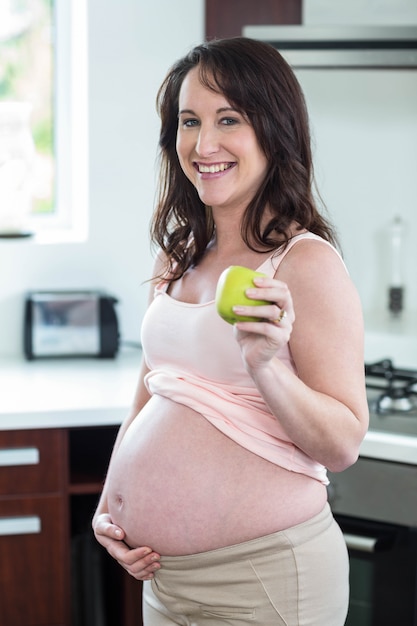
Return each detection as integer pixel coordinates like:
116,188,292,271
150,248,175,287
278,237,361,327
146,249,170,305
278,237,347,282
279,237,365,394
153,248,169,275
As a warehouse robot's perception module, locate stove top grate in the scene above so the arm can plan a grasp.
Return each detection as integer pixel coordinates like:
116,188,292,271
365,359,417,415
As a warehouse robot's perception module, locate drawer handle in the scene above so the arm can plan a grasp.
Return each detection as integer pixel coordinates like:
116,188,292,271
343,532,378,553
0,447,40,467
0,516,41,536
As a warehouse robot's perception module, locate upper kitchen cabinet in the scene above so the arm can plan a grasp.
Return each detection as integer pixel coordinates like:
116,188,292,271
205,0,301,40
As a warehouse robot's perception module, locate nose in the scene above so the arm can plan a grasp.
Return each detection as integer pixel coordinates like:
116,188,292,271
195,124,219,157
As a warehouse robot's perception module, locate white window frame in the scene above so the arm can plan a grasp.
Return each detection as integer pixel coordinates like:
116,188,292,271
29,0,89,244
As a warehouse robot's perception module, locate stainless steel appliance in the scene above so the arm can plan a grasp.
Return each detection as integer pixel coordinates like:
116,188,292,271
23,290,120,360
243,25,417,68
327,359,417,626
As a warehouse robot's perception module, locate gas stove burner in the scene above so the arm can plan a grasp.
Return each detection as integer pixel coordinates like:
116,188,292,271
365,359,417,416
376,393,416,414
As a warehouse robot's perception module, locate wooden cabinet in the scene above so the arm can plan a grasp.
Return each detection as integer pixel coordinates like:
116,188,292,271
0,429,69,625
205,0,301,40
0,426,142,626
68,426,143,626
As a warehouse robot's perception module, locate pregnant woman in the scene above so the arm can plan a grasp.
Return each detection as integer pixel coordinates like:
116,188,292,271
93,37,369,626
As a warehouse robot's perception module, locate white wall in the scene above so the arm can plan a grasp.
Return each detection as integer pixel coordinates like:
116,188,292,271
297,69,417,313
302,0,417,365
0,0,204,357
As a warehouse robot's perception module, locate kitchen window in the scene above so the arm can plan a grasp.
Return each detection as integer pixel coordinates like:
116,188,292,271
0,0,88,242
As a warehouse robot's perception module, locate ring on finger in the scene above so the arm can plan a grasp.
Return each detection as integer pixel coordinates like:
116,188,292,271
274,309,287,324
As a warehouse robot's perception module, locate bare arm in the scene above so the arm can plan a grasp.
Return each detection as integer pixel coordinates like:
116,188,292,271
92,355,151,521
233,241,369,473
92,255,165,580
91,356,161,580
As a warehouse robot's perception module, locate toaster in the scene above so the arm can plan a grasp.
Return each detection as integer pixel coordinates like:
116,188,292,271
24,290,120,359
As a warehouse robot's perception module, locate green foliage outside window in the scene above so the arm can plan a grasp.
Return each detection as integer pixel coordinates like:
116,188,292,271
0,0,54,215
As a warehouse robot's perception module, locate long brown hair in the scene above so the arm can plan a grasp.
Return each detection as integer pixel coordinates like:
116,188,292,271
152,37,338,280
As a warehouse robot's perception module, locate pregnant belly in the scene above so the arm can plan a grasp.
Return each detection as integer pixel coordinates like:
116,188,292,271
106,395,327,555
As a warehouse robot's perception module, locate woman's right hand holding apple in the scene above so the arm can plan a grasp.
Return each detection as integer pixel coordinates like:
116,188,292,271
230,274,295,371
215,265,294,369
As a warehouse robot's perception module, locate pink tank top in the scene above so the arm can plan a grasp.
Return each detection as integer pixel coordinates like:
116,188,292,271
141,233,343,484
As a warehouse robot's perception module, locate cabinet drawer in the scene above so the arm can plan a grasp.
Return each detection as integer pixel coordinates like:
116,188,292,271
0,495,68,625
0,429,66,495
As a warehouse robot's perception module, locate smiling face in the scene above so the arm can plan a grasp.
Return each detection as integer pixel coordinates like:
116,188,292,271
176,67,269,215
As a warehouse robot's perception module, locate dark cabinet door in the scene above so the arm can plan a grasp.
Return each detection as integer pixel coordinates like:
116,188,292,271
0,496,68,626
0,429,66,496
0,429,68,625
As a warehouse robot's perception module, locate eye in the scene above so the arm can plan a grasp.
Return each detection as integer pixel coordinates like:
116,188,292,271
180,118,199,128
220,116,239,126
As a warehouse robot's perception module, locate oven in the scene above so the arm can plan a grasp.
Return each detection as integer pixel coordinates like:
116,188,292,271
327,359,417,626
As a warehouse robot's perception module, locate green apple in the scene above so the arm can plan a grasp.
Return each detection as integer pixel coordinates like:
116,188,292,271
215,265,270,324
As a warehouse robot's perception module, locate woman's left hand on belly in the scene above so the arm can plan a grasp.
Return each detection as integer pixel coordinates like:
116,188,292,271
93,512,161,580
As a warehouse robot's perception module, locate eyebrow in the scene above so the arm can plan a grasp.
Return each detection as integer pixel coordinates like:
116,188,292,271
178,106,238,117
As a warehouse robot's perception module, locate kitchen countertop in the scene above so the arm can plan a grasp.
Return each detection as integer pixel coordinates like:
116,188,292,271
363,429,417,465
0,351,142,430
1,352,416,465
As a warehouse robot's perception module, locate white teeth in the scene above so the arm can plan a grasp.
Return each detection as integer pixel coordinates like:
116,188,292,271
198,163,231,173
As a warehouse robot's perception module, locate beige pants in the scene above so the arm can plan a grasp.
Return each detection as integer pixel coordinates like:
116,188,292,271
142,503,349,625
